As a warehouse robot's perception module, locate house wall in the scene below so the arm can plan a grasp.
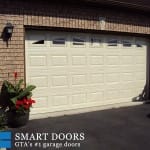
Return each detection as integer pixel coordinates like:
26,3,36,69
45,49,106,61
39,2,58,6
0,0,150,85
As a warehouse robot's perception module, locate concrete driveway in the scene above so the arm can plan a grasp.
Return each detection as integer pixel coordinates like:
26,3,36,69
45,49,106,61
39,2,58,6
9,103,150,150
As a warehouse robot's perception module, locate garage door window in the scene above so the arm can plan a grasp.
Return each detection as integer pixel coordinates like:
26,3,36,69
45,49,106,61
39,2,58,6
73,37,85,46
122,40,132,47
136,42,143,48
32,40,45,44
107,39,118,47
52,38,66,45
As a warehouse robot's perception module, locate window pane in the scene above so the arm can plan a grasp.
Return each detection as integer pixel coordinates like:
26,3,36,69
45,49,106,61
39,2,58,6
108,39,118,46
32,40,44,44
123,41,132,47
73,37,85,45
52,38,66,45
136,43,143,48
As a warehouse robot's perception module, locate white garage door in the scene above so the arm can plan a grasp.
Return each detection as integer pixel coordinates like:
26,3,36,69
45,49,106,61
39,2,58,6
25,31,147,115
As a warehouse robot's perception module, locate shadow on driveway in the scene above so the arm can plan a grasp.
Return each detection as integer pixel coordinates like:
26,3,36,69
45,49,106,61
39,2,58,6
9,103,150,150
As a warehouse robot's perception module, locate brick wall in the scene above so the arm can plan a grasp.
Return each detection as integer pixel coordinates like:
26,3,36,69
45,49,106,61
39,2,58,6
0,0,150,85
0,14,24,84
22,1,150,34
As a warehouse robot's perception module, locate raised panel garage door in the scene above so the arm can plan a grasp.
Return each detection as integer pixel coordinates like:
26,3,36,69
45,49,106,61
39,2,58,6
25,31,147,115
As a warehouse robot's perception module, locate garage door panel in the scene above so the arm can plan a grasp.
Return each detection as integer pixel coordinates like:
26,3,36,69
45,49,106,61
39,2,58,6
121,50,134,55
121,73,134,82
27,69,49,76
120,89,134,99
90,73,104,84
26,31,147,114
134,65,146,72
135,56,146,64
105,73,120,83
87,91,104,103
105,90,120,100
72,55,87,65
32,88,50,108
120,82,135,90
89,50,105,55
49,44,68,50
105,66,121,73
88,66,105,73
70,66,88,70
88,84,105,92
90,55,104,65
72,74,87,85
134,81,146,88
121,66,135,72
121,56,134,64
29,55,47,66
50,55,68,66
106,55,120,65
33,96,49,108
134,50,146,56
135,72,145,80
51,75,69,87
50,88,71,96
33,88,50,96
105,48,120,53
72,93,86,104
70,48,87,54
30,76,48,88
52,95,69,107
105,83,121,90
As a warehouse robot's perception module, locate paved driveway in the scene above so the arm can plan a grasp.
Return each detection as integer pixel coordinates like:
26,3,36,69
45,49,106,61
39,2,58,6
9,103,150,150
